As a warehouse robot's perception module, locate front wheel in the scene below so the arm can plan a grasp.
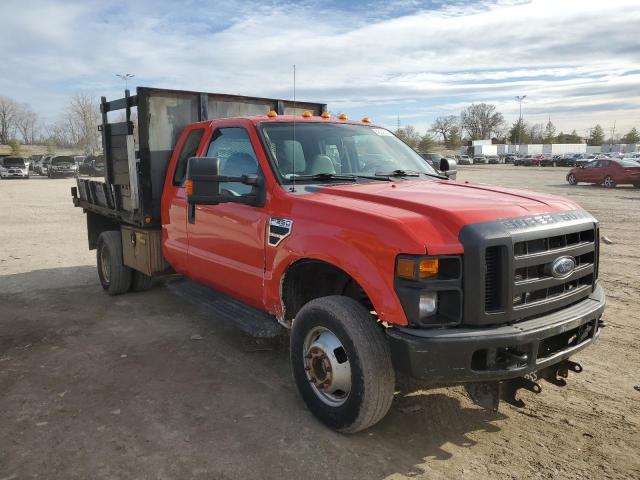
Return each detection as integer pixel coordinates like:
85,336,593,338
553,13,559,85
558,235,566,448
290,296,395,433
603,175,616,188
567,173,577,185
97,231,132,295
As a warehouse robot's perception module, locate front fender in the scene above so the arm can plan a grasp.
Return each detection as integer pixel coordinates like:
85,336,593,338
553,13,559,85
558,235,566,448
263,222,418,326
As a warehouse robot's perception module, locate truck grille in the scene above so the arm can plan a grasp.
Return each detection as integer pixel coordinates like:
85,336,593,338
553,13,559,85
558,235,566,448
484,227,596,321
460,209,599,326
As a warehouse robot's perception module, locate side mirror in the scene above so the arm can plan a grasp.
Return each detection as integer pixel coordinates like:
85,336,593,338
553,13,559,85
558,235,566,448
440,158,457,180
185,156,265,207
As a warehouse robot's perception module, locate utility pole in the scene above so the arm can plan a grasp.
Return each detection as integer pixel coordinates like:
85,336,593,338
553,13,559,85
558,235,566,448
116,73,135,91
515,95,527,154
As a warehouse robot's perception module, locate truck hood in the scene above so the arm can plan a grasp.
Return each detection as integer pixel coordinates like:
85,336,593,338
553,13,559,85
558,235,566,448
306,179,580,254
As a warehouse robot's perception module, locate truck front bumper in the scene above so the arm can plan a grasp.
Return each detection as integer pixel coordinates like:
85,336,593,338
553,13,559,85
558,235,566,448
386,284,605,384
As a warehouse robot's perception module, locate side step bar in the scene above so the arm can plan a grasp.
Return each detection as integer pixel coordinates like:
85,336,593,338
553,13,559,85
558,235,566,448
166,278,285,338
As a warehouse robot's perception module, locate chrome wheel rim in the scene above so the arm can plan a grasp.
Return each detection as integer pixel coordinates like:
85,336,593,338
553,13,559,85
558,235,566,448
100,247,110,283
604,176,613,187
568,174,576,184
302,326,351,407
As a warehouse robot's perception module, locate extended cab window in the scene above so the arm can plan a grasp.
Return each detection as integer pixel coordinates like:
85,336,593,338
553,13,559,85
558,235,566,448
207,128,260,196
173,128,205,186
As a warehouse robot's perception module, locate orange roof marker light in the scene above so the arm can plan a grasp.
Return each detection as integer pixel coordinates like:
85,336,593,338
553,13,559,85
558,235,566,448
321,111,331,119
338,113,348,120
361,116,371,123
267,110,278,118
302,110,312,118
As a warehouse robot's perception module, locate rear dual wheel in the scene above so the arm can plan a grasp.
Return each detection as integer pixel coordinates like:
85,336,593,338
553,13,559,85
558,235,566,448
290,296,395,433
97,231,153,295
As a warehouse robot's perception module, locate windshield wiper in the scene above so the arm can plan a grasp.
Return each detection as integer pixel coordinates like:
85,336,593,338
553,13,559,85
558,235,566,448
375,169,448,180
289,173,358,182
375,169,420,177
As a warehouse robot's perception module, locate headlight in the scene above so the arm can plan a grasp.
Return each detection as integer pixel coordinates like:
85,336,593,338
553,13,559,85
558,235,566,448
419,292,438,317
395,255,462,327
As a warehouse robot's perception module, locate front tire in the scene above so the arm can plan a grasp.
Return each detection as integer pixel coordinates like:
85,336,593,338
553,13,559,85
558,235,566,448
290,296,395,433
567,173,577,185
97,231,132,295
603,175,616,188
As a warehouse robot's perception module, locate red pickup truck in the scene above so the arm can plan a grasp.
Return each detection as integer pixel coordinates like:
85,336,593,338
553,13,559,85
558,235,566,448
73,87,605,432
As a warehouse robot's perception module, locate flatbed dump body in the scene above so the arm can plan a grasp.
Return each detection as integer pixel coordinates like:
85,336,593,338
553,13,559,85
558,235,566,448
73,87,326,228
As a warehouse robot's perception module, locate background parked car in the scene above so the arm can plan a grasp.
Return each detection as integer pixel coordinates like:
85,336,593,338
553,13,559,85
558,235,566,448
79,154,105,177
487,155,500,164
473,155,488,164
38,155,53,175
557,155,576,167
567,159,640,188
514,155,532,166
47,155,78,178
0,156,29,179
503,154,518,164
457,155,473,165
540,155,558,167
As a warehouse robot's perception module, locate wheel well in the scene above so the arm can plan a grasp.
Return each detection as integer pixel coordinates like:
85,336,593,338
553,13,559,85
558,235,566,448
282,260,373,321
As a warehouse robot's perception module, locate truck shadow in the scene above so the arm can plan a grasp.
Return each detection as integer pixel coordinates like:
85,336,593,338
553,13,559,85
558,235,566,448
1,268,508,479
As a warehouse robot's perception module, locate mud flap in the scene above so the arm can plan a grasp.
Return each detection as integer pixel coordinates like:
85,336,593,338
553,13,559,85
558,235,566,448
465,359,583,411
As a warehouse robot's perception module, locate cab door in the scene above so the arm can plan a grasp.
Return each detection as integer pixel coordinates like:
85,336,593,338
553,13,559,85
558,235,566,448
580,160,601,183
186,126,267,308
161,126,206,274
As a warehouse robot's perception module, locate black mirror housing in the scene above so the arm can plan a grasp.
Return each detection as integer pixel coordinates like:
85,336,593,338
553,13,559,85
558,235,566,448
186,157,222,205
440,158,457,180
185,156,265,207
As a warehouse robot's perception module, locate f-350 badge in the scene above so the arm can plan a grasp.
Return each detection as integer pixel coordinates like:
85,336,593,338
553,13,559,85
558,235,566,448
268,218,293,246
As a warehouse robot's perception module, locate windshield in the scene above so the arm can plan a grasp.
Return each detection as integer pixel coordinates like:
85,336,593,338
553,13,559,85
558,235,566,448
52,156,74,164
259,122,437,181
2,157,25,167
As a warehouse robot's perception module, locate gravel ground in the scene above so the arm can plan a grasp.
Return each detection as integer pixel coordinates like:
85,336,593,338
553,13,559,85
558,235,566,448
1,167,638,479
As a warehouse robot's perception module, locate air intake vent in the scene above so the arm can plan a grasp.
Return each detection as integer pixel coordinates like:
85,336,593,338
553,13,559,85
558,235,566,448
484,246,504,312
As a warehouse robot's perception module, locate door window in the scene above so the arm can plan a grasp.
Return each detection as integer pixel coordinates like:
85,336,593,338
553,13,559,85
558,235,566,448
207,128,260,196
173,128,205,186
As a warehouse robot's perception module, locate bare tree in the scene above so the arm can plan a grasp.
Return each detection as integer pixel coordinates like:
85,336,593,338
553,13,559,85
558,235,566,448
429,115,458,146
67,93,101,154
461,103,504,140
15,103,39,144
0,95,18,144
395,125,423,150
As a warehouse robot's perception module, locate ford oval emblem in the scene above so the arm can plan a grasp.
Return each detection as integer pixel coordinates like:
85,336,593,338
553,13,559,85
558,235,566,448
550,256,576,278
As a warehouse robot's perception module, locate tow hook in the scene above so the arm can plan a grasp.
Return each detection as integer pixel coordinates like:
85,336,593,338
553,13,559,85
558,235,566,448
465,359,584,411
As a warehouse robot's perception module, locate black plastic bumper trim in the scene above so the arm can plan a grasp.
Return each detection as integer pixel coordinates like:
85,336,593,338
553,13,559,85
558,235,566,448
386,283,605,384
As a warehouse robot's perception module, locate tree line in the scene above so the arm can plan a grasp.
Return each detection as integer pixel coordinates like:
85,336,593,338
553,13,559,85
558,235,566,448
395,103,640,151
0,93,101,155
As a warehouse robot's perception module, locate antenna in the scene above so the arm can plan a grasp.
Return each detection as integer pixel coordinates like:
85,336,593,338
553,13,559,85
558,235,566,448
290,64,297,193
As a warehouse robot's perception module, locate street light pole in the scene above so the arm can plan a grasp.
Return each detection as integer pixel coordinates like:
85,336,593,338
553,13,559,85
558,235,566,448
116,73,135,92
515,95,527,154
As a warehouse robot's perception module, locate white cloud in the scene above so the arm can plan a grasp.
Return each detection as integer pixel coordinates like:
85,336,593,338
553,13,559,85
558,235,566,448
0,0,638,134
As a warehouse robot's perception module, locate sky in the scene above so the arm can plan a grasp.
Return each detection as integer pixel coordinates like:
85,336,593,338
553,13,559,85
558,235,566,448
1,0,639,138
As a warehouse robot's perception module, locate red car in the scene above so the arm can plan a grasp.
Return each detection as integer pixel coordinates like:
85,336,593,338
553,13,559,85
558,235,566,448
567,159,640,188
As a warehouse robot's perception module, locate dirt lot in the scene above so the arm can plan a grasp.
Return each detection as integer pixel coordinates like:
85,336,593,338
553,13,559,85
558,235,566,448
1,166,639,480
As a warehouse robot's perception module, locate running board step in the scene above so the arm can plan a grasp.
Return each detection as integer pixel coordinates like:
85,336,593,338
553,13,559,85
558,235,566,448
165,278,285,338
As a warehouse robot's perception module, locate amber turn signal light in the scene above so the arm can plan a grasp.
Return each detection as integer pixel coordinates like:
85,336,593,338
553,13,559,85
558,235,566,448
419,259,439,279
397,257,440,280
185,179,193,196
396,258,416,279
